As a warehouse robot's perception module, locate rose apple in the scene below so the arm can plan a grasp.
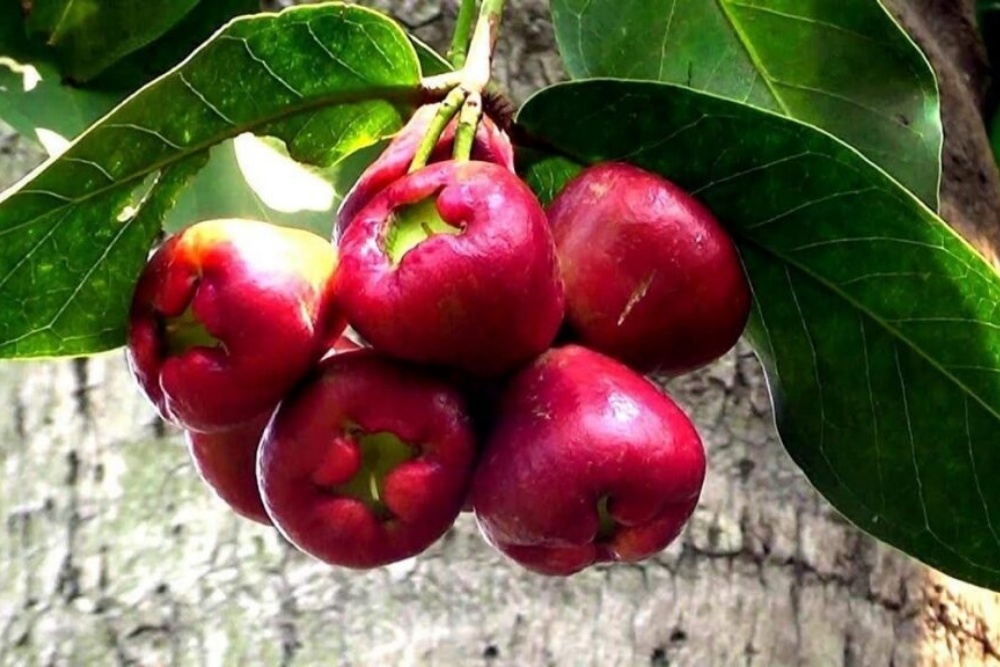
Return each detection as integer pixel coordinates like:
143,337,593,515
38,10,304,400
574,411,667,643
127,219,345,432
471,345,706,576
548,162,751,375
336,104,514,240
258,349,477,569
185,335,361,524
336,160,564,377
186,411,273,525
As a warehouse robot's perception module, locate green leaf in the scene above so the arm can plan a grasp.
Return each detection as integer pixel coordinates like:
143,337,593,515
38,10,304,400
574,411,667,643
162,138,335,237
0,0,262,139
0,3,421,358
411,35,451,76
979,0,1000,77
0,0,120,140
550,0,943,209
25,0,201,82
161,135,380,238
518,79,1000,591
93,0,263,90
518,148,582,207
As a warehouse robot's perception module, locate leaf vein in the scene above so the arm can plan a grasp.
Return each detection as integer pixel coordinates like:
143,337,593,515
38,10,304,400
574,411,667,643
178,72,236,126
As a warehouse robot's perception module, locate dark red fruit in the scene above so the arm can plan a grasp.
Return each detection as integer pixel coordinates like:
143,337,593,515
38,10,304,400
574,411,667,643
472,345,706,576
185,334,361,524
127,219,344,432
336,104,514,240
548,162,751,374
187,411,272,525
258,350,477,569
336,160,564,377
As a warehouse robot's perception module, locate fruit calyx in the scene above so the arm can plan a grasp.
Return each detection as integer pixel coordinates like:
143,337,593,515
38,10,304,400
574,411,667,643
160,303,223,357
383,194,463,265
595,495,617,543
315,428,417,520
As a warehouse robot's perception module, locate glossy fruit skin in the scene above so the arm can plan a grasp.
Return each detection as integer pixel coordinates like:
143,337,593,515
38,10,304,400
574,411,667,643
548,162,751,375
471,345,706,576
127,219,345,433
336,105,514,241
187,411,273,525
258,349,477,569
185,336,361,524
337,160,564,377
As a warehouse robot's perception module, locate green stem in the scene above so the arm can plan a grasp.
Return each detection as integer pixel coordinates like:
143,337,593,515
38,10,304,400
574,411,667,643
462,0,506,94
446,0,478,69
480,0,506,53
413,0,506,169
452,91,483,162
408,87,467,173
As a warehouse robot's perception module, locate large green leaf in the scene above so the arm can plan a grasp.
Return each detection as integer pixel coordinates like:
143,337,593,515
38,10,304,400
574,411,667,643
93,0,263,90
0,0,120,141
1,1,376,241
550,0,943,208
25,0,201,82
0,3,421,358
518,80,1000,591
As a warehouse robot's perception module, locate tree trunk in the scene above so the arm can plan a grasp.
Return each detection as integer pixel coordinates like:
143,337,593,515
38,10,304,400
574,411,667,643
1,1,998,665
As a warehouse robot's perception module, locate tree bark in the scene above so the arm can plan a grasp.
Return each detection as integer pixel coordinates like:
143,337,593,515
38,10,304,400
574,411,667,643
1,1,999,665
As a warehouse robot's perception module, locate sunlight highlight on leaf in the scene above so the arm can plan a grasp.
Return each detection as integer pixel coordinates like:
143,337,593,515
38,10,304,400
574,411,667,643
34,128,70,157
0,57,41,92
233,134,335,214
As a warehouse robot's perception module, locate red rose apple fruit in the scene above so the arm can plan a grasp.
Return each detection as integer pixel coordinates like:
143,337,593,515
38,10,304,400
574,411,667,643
336,160,564,377
336,104,514,240
548,162,751,375
186,411,273,525
185,335,361,525
127,219,345,432
258,350,477,569
471,345,706,576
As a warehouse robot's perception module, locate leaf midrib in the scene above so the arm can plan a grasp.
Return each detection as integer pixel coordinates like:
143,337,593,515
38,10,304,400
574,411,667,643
715,0,789,115
756,236,1000,428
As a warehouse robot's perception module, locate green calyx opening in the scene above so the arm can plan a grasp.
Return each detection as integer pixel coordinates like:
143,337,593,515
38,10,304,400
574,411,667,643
162,306,221,356
383,196,461,265
332,431,417,520
596,495,617,543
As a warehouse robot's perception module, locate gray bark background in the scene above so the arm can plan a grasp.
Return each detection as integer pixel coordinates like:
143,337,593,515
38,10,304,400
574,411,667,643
1,1,999,665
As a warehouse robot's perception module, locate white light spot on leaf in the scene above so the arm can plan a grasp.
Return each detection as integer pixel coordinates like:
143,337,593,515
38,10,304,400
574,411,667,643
234,133,334,213
35,128,70,157
0,57,41,91
116,205,138,223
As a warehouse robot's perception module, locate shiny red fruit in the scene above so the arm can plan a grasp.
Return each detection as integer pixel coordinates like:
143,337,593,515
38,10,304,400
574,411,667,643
336,104,514,241
336,160,564,377
258,350,477,569
548,162,751,374
472,345,706,576
187,411,273,525
127,219,344,432
185,335,361,524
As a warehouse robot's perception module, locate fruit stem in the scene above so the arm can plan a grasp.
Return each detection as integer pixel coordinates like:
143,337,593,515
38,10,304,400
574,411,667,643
408,87,467,173
447,0,478,69
452,91,483,162
450,0,504,160
463,0,505,96
412,0,506,169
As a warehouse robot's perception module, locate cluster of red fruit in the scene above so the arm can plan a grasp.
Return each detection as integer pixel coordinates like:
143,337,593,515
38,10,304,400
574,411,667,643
126,105,751,576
